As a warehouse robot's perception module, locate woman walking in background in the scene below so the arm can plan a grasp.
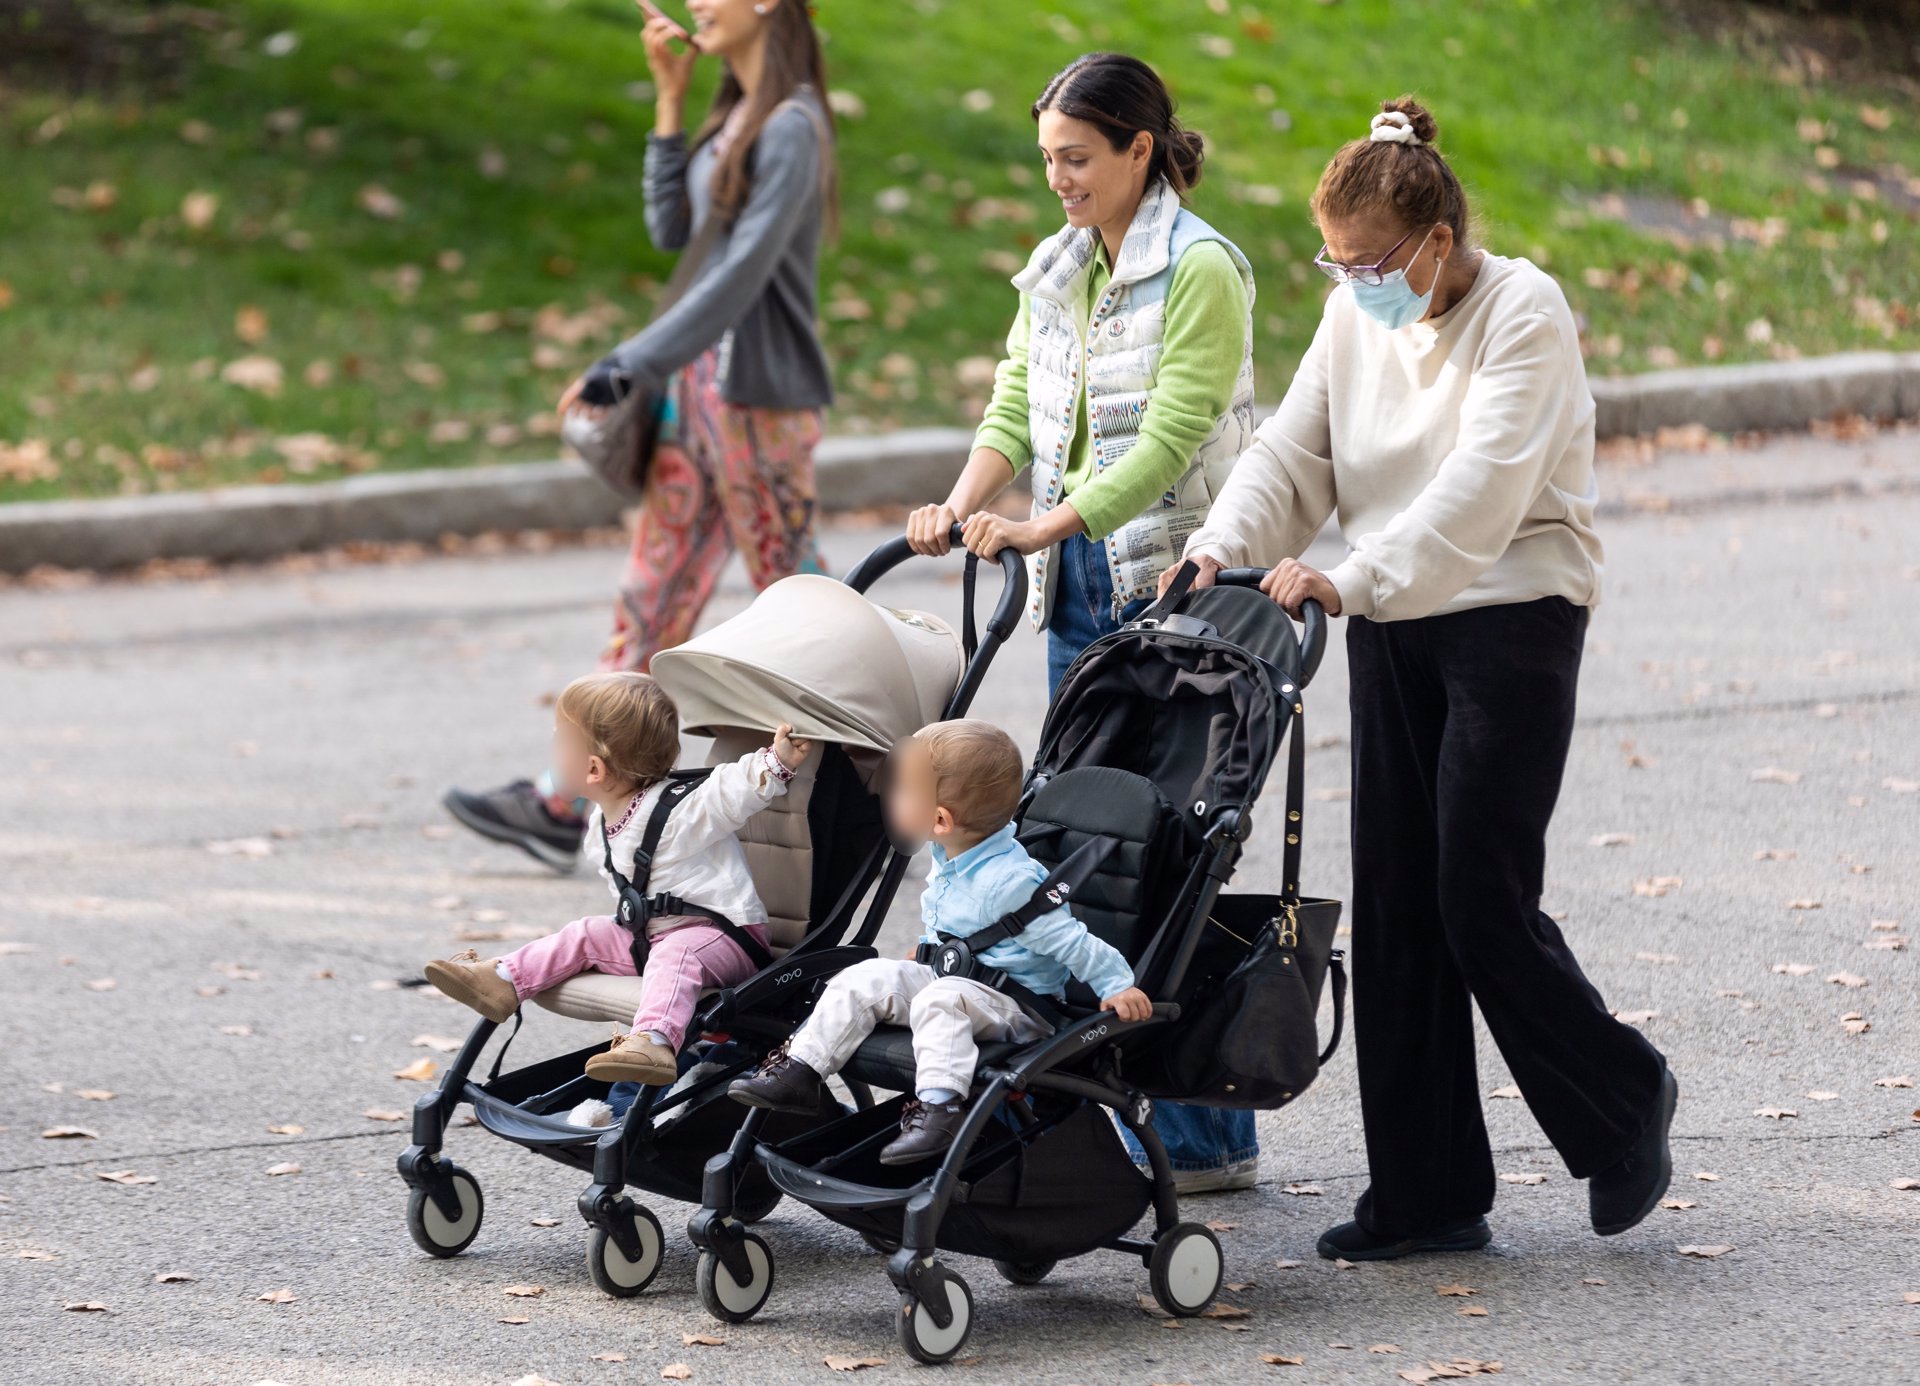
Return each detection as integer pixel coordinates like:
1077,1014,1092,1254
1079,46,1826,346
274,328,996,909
444,0,836,868
905,52,1263,1192
1177,97,1677,1258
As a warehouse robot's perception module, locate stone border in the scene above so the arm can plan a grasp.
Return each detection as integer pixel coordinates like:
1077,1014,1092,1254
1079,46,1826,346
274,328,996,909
5,353,1918,574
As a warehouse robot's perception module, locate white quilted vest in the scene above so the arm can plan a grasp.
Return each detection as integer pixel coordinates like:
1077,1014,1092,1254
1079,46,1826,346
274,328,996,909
1015,177,1256,629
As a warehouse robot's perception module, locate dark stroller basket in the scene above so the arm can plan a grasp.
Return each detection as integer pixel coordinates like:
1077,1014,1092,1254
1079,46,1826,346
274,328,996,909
394,526,1026,1299
689,569,1339,1363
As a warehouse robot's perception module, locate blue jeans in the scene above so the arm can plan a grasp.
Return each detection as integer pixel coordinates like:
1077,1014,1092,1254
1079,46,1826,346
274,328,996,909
1045,534,1259,1174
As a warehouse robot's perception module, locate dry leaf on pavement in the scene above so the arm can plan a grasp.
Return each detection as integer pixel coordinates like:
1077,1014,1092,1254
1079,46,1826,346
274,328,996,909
17,1249,57,1260
1827,972,1867,988
1695,1172,1720,1181
1274,1259,1303,1269
1754,1107,1798,1120
1659,1197,1696,1210
41,1126,97,1139
1260,1354,1305,1366
498,1316,529,1326
503,1284,546,1298
267,1124,304,1135
1874,1075,1914,1088
1589,832,1633,847
64,1301,111,1313
661,1368,692,1381
257,1288,296,1303
1201,1303,1250,1319
264,1163,301,1177
1488,1084,1522,1099
530,1217,561,1228
1205,1219,1237,1231
1613,1009,1658,1025
411,1034,464,1053
1805,1091,1838,1101
1677,1244,1735,1258
363,1108,406,1121
1280,1182,1323,1196
393,1058,438,1082
1770,963,1814,976
591,1353,628,1363
823,1357,887,1371
1841,1014,1872,1035
1368,1344,1402,1353
74,1089,115,1101
1498,1172,1546,1185
1333,1257,1359,1270
1459,1306,1490,1317
1749,766,1801,784
1892,1178,1920,1191
1435,1282,1478,1296
154,1272,196,1283
95,1170,157,1185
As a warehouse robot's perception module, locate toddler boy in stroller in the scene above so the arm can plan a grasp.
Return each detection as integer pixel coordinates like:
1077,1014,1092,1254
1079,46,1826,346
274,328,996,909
729,719,1151,1162
423,670,811,1087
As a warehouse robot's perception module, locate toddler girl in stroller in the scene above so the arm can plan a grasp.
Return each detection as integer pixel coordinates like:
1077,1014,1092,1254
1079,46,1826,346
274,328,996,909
424,671,812,1088
729,719,1151,1163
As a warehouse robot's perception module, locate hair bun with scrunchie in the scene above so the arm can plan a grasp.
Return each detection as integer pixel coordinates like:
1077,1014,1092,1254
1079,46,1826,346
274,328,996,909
1368,111,1424,146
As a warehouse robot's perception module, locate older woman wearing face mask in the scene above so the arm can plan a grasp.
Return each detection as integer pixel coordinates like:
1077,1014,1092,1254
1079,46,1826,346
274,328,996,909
905,52,1262,1193
1176,96,1678,1260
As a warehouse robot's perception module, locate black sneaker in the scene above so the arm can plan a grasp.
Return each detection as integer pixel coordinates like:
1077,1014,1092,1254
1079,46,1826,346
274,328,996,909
1317,1214,1492,1262
727,1046,830,1115
879,1098,967,1165
440,780,585,871
1589,1065,1679,1236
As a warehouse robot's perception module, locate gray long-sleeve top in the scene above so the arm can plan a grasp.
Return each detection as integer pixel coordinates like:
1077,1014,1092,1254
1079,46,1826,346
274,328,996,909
605,94,834,411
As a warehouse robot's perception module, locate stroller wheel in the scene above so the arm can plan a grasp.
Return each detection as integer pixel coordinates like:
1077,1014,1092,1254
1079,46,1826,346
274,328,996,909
696,1231,775,1323
586,1200,664,1298
405,1166,483,1258
1147,1222,1223,1317
992,1258,1055,1286
898,1267,974,1366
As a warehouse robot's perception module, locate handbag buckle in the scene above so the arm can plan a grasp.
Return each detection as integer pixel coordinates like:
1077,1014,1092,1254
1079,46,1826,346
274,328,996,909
1276,902,1300,949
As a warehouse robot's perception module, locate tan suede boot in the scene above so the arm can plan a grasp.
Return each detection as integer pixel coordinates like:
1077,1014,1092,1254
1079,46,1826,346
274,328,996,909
422,949,520,1024
584,1032,678,1086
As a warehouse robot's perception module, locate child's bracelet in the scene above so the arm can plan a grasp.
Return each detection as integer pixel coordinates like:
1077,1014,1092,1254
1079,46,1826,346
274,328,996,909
761,745,797,783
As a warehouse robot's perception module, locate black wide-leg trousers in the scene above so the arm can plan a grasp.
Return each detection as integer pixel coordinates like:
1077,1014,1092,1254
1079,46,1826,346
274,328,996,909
1346,596,1666,1236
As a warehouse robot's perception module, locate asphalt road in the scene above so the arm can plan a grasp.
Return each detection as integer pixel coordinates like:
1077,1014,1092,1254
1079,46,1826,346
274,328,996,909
2,429,1917,1385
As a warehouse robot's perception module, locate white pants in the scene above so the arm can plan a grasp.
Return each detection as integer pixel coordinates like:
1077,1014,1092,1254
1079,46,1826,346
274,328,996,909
787,957,1051,1097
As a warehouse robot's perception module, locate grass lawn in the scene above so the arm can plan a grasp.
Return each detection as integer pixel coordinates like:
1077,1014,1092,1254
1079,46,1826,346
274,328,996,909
2,0,1917,502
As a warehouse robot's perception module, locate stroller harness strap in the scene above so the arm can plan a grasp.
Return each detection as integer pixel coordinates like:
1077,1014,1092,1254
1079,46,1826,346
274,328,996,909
915,835,1123,1025
601,770,776,978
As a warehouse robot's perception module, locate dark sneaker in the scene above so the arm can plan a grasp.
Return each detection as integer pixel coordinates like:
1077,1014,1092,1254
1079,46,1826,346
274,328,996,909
1317,1214,1492,1262
879,1098,967,1165
727,1046,829,1115
1589,1066,1679,1236
441,780,584,872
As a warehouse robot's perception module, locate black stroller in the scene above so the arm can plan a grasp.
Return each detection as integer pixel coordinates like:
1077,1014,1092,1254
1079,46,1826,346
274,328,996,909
395,528,1025,1298
688,565,1347,1361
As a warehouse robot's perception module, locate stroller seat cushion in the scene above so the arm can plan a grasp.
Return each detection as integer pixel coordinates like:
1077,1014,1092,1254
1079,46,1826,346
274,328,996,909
841,1024,1023,1093
529,973,732,1026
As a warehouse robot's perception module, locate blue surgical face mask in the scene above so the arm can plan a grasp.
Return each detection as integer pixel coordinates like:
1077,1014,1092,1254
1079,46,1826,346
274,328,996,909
1349,227,1440,330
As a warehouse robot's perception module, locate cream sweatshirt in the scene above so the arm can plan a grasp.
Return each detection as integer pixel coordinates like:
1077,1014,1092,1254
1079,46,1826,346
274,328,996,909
1184,253,1603,622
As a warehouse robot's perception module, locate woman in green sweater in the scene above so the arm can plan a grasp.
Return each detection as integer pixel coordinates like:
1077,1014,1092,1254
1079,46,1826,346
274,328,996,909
905,52,1259,1190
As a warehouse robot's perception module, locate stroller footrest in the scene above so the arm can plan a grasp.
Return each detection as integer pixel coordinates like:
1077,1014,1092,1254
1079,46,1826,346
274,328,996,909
467,1084,606,1149
754,1145,951,1211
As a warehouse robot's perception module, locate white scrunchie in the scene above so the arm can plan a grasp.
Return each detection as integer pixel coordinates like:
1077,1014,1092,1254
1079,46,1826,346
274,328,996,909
1369,111,1423,146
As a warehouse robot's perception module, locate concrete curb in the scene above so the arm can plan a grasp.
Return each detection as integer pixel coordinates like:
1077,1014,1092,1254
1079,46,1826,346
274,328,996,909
4,354,1917,574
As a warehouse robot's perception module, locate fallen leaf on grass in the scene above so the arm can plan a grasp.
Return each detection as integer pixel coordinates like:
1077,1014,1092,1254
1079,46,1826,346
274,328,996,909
1498,1172,1546,1185
1435,1282,1478,1297
154,1272,195,1283
393,1058,438,1082
1874,1075,1914,1089
257,1288,296,1303
1259,1355,1305,1366
41,1126,97,1140
1488,1084,1522,1100
823,1357,886,1371
1676,1244,1734,1259
95,1170,157,1185
64,1301,111,1313
363,1108,406,1121
357,184,406,219
267,1124,304,1135
1754,1107,1798,1120
264,1163,301,1177
683,1334,726,1346
503,1284,546,1298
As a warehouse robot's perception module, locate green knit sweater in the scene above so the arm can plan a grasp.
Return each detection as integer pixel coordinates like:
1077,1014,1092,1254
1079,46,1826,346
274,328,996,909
970,239,1250,540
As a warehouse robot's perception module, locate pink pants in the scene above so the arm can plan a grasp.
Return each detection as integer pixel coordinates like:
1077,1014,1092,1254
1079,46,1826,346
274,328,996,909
498,914,772,1049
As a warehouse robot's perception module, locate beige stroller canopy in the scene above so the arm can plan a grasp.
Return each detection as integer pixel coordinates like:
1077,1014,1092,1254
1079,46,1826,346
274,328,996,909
651,575,962,761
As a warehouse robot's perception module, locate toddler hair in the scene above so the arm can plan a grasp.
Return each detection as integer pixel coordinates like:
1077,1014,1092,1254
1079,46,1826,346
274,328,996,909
556,671,679,791
914,719,1026,835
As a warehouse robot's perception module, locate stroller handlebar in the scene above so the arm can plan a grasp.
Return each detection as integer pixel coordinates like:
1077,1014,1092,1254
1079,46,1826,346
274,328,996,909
844,524,1027,640
1213,570,1328,688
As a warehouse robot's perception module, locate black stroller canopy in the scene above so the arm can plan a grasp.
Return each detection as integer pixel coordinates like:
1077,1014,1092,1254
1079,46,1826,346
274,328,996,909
1032,585,1301,819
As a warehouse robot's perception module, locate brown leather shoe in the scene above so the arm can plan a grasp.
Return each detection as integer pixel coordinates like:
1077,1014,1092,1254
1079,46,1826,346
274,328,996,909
878,1098,967,1165
727,1044,829,1115
423,950,520,1024
585,1032,678,1086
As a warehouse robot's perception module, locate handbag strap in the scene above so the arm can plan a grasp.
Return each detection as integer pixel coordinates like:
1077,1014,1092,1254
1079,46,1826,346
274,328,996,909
1318,950,1347,1066
1280,680,1305,911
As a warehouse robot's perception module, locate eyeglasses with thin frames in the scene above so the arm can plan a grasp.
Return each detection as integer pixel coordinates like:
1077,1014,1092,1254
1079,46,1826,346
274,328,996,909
1312,225,1429,286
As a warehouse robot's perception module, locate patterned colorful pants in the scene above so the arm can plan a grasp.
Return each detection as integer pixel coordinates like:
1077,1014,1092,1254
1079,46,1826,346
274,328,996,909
601,349,827,673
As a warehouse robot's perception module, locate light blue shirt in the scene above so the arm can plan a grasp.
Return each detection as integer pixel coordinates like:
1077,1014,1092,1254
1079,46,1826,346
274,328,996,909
921,823,1136,1001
